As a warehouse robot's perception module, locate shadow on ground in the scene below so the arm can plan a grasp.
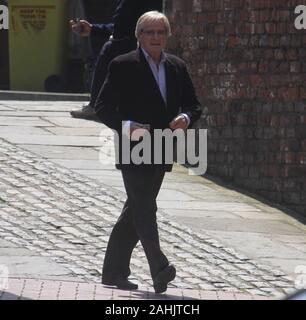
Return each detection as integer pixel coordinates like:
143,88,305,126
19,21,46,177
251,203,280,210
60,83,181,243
0,292,32,300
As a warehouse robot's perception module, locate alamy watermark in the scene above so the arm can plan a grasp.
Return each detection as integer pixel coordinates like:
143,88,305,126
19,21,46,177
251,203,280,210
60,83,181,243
0,4,9,30
294,265,306,290
294,5,306,29
1,5,306,31
99,125,207,176
0,265,9,291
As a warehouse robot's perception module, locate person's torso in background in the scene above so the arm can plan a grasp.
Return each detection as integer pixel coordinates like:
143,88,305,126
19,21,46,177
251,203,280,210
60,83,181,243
113,0,163,39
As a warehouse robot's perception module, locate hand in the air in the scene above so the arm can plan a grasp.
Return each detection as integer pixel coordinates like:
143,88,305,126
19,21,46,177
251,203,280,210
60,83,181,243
70,19,92,37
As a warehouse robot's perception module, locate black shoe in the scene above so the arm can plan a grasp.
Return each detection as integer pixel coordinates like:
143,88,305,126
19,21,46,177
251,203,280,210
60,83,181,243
153,265,176,294
70,104,97,120
102,278,138,291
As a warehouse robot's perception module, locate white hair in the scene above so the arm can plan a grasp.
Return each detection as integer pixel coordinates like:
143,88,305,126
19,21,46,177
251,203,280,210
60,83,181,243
135,11,172,39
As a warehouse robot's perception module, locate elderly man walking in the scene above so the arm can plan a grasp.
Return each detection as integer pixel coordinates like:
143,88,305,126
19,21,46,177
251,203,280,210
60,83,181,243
95,11,202,293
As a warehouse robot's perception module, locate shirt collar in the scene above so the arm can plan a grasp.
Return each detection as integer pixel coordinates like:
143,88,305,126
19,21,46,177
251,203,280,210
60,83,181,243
141,47,166,64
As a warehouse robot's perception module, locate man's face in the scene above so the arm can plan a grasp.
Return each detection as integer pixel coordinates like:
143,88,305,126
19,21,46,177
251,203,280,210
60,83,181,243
138,20,168,57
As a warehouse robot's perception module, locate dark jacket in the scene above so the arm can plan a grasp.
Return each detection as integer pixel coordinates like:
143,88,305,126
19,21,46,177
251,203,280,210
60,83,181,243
95,48,202,170
91,0,163,39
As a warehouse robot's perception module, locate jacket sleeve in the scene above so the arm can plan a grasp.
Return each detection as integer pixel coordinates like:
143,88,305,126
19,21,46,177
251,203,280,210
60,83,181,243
181,64,203,128
94,60,125,134
91,23,114,38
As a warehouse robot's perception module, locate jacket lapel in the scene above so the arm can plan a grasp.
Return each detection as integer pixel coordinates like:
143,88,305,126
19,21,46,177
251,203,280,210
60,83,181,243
164,56,177,112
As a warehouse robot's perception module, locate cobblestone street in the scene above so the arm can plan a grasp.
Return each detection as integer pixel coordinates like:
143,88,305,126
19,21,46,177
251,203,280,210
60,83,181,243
0,99,305,300
0,137,295,297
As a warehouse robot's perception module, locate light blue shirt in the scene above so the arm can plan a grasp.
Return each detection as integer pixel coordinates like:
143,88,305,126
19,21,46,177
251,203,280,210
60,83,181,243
141,47,167,105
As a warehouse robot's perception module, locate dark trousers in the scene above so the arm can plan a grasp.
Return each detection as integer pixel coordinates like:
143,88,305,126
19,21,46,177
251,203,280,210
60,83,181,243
90,38,137,108
102,166,169,281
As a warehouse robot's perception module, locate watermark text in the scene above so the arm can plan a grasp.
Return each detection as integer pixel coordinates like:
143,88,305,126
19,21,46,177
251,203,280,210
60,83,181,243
0,265,9,291
99,125,208,176
294,5,306,29
0,5,9,30
295,265,306,290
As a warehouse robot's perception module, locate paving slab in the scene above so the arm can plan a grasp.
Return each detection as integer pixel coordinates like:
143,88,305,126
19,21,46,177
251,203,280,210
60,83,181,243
202,230,306,277
0,91,89,102
46,127,105,136
273,234,306,244
0,278,273,300
0,256,75,280
229,210,290,220
0,111,69,117
0,105,14,111
74,169,123,179
50,161,115,173
0,116,53,127
3,103,79,112
164,208,244,219
92,177,125,187
20,145,100,160
157,200,263,211
44,117,103,128
161,181,214,192
50,159,111,170
157,189,198,201
0,126,52,136
1,134,103,147
0,239,78,281
173,216,306,234
260,258,306,277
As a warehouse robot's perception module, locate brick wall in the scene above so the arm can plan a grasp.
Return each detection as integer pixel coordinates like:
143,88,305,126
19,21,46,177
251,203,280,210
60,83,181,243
165,0,306,216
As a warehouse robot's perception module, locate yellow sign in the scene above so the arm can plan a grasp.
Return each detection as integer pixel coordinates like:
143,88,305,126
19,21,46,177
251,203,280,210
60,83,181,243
9,0,68,91
11,5,55,33
0,4,9,30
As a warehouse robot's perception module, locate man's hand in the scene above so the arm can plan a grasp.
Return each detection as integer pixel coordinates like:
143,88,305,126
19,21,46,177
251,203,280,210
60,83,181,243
70,19,92,37
169,115,189,130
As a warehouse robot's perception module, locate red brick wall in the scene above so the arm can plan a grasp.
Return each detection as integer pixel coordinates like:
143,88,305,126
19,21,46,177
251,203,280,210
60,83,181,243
165,0,306,215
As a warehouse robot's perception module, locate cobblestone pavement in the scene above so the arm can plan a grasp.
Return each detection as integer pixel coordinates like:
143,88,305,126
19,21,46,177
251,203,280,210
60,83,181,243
0,278,273,300
0,138,296,297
